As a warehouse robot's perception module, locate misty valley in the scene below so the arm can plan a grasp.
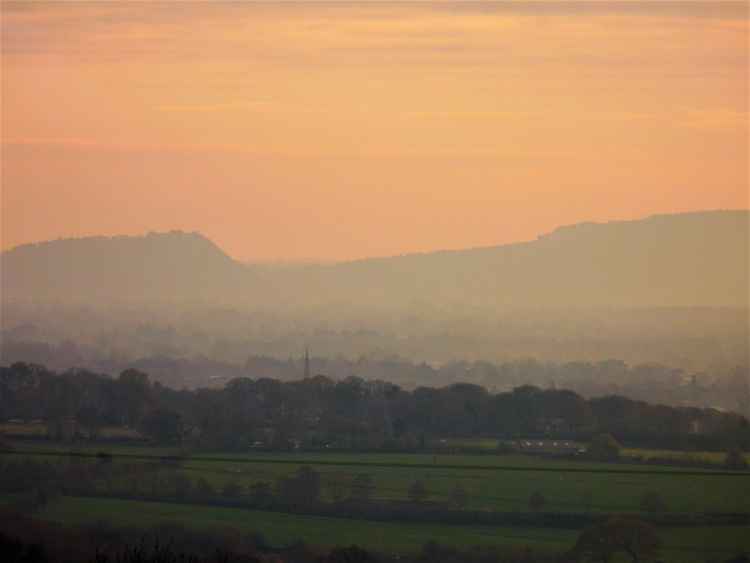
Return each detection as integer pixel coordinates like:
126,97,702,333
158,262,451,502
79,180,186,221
2,0,749,560
1,212,749,563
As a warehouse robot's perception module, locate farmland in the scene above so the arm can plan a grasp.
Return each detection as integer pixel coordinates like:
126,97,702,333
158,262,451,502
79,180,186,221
6,445,750,514
4,441,750,562
37,496,750,562
7,442,750,513
177,455,749,513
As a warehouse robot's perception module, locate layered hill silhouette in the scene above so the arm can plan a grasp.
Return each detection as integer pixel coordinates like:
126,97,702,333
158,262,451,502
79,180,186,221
0,231,249,302
2,210,748,308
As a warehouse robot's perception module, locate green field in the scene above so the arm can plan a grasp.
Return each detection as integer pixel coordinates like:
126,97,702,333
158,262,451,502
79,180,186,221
8,442,749,514
10,439,749,469
38,496,750,562
177,456,749,514
7,441,750,561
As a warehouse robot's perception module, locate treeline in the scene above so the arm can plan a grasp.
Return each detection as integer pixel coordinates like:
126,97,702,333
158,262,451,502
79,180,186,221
1,510,749,563
1,362,749,452
4,334,749,414
3,453,750,563
0,456,595,529
0,511,565,563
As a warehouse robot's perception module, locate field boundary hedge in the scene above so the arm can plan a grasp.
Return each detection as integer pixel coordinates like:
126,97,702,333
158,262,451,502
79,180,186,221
4,448,750,477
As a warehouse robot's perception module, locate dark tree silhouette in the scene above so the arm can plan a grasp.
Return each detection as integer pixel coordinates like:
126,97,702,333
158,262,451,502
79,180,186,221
349,474,375,503
326,474,347,503
221,480,243,498
249,482,274,507
528,491,546,512
408,480,428,504
321,545,376,563
140,409,183,445
195,477,215,500
277,466,321,508
588,434,621,462
639,491,667,514
448,483,468,509
571,516,661,563
725,448,748,470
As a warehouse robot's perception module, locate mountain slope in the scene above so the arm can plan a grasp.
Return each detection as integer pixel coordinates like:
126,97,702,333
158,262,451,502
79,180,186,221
325,209,749,308
2,210,747,308
0,231,250,302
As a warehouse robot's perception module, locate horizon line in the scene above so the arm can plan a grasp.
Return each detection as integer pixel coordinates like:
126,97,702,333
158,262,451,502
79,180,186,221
2,207,747,265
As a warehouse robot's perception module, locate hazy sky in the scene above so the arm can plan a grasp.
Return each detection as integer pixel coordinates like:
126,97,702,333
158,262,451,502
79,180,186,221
2,1,748,261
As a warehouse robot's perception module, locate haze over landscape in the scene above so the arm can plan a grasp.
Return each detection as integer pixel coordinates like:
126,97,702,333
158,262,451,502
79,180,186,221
1,0,748,425
3,209,748,308
1,2,749,562
1,210,747,400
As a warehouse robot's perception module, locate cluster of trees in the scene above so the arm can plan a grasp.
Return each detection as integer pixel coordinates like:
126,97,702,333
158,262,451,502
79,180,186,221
240,357,750,417
5,320,749,415
0,454,171,513
2,509,750,563
1,450,748,563
5,453,748,536
567,516,660,563
0,516,561,563
0,457,559,529
1,362,749,453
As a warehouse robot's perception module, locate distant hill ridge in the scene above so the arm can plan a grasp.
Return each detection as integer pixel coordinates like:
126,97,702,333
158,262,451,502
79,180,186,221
1,230,247,302
2,210,747,308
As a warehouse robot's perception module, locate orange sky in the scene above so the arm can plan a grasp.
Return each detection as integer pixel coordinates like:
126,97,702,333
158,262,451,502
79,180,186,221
2,1,748,261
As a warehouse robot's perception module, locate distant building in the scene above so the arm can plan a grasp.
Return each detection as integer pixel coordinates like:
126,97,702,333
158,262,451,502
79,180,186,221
689,419,704,435
513,439,584,456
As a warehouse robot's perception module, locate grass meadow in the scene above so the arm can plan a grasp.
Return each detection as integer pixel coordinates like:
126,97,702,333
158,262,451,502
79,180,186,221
5,441,750,561
37,496,750,562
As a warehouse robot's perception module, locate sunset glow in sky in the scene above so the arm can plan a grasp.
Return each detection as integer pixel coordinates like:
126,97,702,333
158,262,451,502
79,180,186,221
2,1,748,261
